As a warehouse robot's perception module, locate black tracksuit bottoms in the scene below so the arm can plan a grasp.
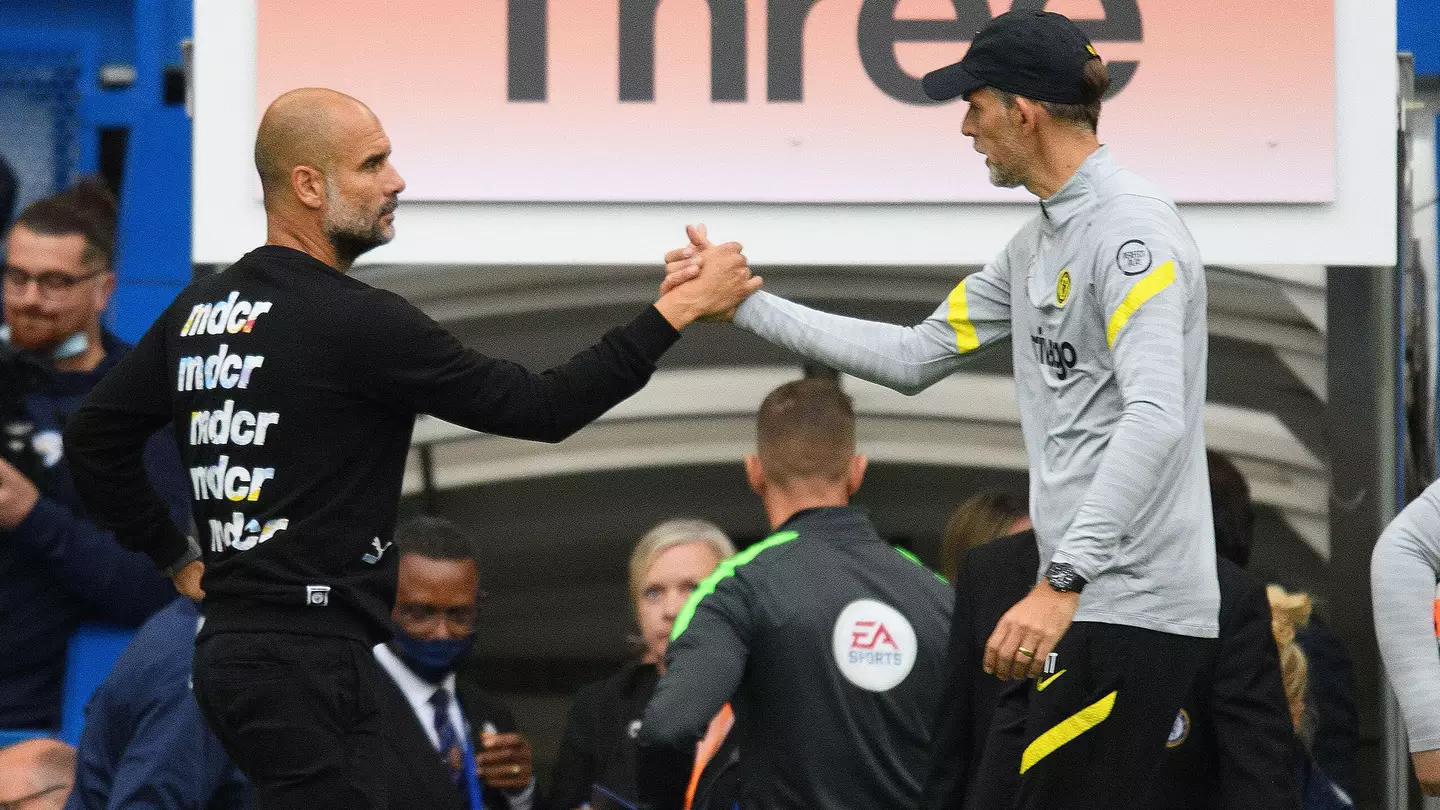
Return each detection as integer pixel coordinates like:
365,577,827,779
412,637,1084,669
972,622,1217,809
192,631,388,810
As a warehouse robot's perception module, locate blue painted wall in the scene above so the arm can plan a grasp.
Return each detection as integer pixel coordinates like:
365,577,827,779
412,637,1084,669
1400,0,1440,77
2,0,193,342
2,0,191,340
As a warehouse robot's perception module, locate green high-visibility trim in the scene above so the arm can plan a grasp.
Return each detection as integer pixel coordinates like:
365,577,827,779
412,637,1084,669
895,546,948,584
670,530,800,642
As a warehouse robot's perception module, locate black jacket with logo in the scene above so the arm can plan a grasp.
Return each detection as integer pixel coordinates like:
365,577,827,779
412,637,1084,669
550,661,659,810
66,245,678,643
637,506,953,810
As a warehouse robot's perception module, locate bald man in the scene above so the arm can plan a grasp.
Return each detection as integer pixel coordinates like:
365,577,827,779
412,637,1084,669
63,88,761,809
0,738,75,810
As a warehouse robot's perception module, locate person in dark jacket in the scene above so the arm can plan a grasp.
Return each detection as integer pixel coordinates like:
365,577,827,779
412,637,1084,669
1208,450,1359,798
638,378,953,810
0,179,187,729
550,519,734,810
65,597,251,810
375,517,538,810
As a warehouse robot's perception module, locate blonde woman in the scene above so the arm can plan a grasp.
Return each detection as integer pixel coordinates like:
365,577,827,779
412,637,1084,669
550,519,734,810
1268,585,1355,810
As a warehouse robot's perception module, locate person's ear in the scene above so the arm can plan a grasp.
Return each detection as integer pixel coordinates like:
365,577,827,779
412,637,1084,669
292,165,326,210
93,269,116,313
846,455,868,496
1012,96,1042,132
744,453,766,497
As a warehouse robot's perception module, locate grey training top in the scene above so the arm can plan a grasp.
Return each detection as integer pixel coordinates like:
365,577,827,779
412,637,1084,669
1373,478,1440,752
733,146,1219,638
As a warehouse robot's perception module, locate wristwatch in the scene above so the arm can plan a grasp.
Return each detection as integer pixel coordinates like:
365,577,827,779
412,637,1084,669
1044,561,1087,594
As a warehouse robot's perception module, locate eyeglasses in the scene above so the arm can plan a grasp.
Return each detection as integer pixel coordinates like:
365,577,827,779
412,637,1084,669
2,265,104,296
394,598,485,632
0,783,69,810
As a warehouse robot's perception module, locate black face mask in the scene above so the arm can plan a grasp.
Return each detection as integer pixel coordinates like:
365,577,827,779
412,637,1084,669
390,625,477,684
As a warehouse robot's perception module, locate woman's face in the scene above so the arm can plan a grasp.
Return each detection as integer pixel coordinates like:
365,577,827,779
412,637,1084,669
636,541,724,667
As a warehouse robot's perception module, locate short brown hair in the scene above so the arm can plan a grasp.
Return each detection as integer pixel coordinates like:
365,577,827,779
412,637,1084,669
756,378,855,487
995,58,1110,133
13,176,119,271
940,491,1028,580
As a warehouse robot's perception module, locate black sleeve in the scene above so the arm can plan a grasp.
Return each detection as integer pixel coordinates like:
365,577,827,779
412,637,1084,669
64,313,194,571
1296,620,1360,799
360,297,680,443
1209,572,1302,809
920,558,975,809
549,687,603,810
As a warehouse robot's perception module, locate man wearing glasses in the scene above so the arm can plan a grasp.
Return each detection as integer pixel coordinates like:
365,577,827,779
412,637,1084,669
0,179,188,730
373,516,538,810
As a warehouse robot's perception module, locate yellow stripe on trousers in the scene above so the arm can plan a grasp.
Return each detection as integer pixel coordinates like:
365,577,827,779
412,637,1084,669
946,279,981,353
1105,260,1176,348
1019,690,1119,775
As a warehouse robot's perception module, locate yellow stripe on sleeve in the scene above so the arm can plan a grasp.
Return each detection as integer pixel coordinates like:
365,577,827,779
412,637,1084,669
1105,260,1175,349
946,279,981,354
1019,690,1118,775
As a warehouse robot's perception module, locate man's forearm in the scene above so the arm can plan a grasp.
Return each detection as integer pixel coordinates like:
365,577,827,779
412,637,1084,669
733,292,964,395
1373,487,1440,751
8,497,176,623
64,405,192,571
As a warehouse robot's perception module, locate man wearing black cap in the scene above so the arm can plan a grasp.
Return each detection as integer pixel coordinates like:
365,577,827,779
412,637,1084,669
662,11,1218,808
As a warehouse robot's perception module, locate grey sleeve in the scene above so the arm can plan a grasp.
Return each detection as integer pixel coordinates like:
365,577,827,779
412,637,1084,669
1373,480,1440,752
1050,221,1191,580
731,260,1013,396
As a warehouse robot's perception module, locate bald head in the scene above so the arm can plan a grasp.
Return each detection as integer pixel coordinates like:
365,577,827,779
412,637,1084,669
255,88,376,203
0,738,75,808
254,88,405,269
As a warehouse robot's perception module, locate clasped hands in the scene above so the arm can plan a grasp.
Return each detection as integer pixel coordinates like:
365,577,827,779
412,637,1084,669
653,224,761,329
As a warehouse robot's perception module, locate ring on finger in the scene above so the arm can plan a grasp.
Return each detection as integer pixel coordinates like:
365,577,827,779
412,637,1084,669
1017,647,1036,658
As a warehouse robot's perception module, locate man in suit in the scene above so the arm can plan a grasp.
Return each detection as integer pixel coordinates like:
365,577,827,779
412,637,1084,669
374,516,539,810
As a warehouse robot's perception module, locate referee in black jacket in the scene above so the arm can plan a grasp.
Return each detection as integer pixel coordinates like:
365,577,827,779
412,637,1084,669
63,88,760,810
636,378,952,809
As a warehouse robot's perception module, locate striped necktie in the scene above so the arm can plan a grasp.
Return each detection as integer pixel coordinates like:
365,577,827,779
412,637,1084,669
430,687,466,795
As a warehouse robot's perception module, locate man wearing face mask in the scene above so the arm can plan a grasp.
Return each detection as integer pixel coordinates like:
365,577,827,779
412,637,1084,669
0,178,188,730
374,516,539,810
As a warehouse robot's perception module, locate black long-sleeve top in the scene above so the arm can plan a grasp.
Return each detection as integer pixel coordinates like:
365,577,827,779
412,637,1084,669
65,245,679,643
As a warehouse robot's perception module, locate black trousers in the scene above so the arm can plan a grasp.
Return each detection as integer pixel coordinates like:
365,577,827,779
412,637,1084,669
971,622,1215,810
193,631,387,810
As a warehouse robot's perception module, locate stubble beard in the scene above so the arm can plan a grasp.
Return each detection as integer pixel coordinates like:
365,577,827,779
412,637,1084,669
323,184,396,267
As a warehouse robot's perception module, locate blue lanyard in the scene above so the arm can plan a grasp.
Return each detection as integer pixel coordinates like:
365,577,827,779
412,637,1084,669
460,720,486,810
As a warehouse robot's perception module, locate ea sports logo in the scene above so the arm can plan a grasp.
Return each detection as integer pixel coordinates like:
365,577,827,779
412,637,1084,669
832,599,917,692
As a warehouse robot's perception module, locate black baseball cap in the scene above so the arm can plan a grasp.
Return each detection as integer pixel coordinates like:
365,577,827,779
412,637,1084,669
921,11,1101,104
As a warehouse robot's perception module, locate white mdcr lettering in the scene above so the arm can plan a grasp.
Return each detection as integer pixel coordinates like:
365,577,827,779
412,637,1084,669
176,345,264,392
831,599,918,692
208,513,289,553
189,402,280,447
180,292,274,337
188,456,275,502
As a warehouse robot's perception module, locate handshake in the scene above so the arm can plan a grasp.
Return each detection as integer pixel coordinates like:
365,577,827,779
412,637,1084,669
652,224,762,330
